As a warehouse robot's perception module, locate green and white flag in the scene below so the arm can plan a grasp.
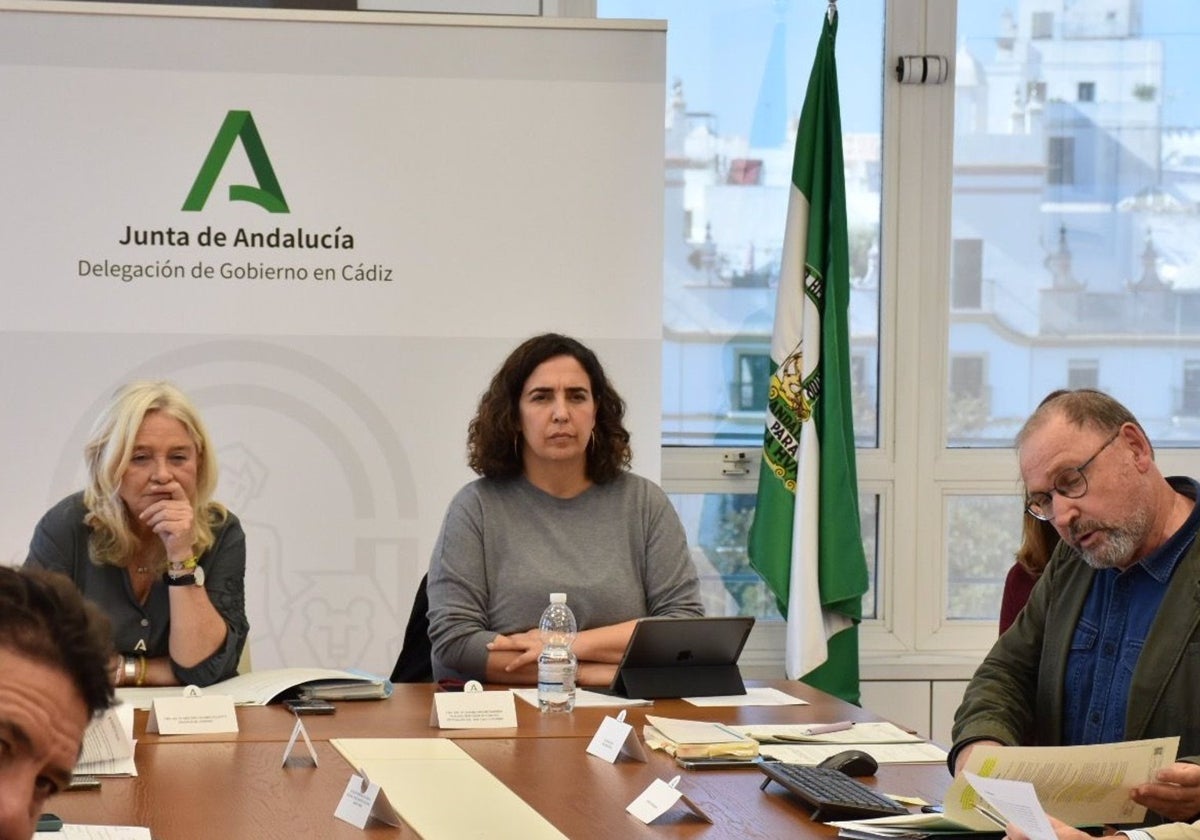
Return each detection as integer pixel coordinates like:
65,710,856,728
747,5,869,705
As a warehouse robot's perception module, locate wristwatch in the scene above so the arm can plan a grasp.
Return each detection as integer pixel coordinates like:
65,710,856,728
164,565,206,587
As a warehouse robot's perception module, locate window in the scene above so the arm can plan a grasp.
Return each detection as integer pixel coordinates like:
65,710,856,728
602,0,886,639
612,0,884,450
1047,137,1076,185
1031,11,1054,39
669,491,782,620
599,0,1200,674
947,356,988,441
1067,359,1099,390
726,159,763,186
951,238,983,309
1183,362,1200,417
947,0,1200,651
734,351,771,412
945,495,1023,620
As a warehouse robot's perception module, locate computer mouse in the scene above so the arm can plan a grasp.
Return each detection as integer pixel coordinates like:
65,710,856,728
816,748,879,777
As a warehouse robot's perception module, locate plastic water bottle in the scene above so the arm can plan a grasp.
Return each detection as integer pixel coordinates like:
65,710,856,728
537,592,578,713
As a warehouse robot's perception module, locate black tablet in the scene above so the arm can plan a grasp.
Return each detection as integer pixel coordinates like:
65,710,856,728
608,615,755,699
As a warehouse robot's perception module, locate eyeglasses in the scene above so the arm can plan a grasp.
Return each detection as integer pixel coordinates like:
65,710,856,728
1024,429,1121,521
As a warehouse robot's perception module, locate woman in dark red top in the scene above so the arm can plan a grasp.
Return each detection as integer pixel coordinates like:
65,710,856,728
998,515,1060,635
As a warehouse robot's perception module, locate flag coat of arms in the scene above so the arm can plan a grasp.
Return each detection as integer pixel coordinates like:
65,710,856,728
747,5,869,704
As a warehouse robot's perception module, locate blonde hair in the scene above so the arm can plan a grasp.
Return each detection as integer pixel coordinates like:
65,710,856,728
82,381,226,568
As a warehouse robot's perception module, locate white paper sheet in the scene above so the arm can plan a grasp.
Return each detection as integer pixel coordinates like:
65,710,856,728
684,687,809,706
35,827,151,839
760,741,949,765
509,688,651,708
731,720,923,744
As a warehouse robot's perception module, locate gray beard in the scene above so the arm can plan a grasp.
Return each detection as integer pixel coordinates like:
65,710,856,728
1073,508,1150,570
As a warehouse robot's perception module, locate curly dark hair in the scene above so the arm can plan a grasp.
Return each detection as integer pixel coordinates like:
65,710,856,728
0,566,115,715
468,333,632,483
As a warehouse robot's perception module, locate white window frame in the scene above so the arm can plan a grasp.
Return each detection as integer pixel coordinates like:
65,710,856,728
663,0,1200,682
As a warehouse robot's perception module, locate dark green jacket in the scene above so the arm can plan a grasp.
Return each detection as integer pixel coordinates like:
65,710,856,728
951,531,1200,772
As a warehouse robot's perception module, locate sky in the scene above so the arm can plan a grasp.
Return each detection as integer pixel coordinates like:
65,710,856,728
598,0,1200,136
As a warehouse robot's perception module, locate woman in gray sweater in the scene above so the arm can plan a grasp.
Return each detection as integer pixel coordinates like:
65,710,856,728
427,333,703,685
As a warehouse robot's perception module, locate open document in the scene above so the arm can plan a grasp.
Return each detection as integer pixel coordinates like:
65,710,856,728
831,736,1178,836
961,773,1058,840
76,702,136,776
727,720,949,765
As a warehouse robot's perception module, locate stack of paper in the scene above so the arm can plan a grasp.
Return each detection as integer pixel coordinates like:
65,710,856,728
297,669,390,701
727,721,948,765
643,715,759,759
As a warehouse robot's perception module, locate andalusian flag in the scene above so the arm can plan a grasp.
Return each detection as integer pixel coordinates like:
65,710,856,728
747,6,869,704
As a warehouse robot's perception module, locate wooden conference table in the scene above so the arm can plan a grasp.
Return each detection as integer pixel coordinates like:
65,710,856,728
50,681,954,839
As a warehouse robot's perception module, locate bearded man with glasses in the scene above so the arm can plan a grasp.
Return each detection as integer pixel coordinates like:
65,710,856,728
949,389,1200,827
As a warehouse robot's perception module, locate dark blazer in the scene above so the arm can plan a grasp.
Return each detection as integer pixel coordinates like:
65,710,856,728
953,522,1200,769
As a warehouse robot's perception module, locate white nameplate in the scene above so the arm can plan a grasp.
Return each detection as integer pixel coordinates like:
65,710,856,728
626,775,713,825
334,770,404,830
586,709,647,763
281,717,318,768
430,681,517,729
146,687,238,734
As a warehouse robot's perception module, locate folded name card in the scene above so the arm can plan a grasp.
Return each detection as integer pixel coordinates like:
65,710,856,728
586,710,647,763
281,718,318,768
146,687,238,735
334,770,404,830
430,682,517,729
626,775,712,825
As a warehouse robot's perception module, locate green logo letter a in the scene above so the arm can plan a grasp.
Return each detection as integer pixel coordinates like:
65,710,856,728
182,110,289,213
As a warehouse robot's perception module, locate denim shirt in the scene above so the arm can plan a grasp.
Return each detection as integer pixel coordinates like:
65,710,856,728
1062,477,1200,745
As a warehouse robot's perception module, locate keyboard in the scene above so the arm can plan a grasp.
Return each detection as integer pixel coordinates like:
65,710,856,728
757,763,909,822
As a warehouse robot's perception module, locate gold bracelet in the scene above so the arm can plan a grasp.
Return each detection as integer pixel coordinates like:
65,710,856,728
135,655,147,687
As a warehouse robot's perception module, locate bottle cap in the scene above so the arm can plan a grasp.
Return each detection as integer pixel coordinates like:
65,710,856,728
550,592,567,604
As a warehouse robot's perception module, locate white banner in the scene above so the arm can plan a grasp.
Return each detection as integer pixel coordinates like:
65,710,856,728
0,4,665,673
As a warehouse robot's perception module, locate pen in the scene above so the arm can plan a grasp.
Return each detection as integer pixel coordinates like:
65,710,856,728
803,720,854,735
973,802,1008,829
714,723,754,742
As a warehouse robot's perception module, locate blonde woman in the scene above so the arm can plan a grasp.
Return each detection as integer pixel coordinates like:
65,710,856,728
24,381,247,687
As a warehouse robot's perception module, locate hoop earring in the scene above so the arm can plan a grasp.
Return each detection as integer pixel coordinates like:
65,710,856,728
587,430,596,452
514,434,522,458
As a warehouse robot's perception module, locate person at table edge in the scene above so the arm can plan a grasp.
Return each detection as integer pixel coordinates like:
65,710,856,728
24,380,247,688
951,389,1200,824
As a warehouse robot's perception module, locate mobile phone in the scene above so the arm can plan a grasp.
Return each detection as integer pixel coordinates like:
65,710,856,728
37,814,64,832
283,698,336,715
675,756,764,770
